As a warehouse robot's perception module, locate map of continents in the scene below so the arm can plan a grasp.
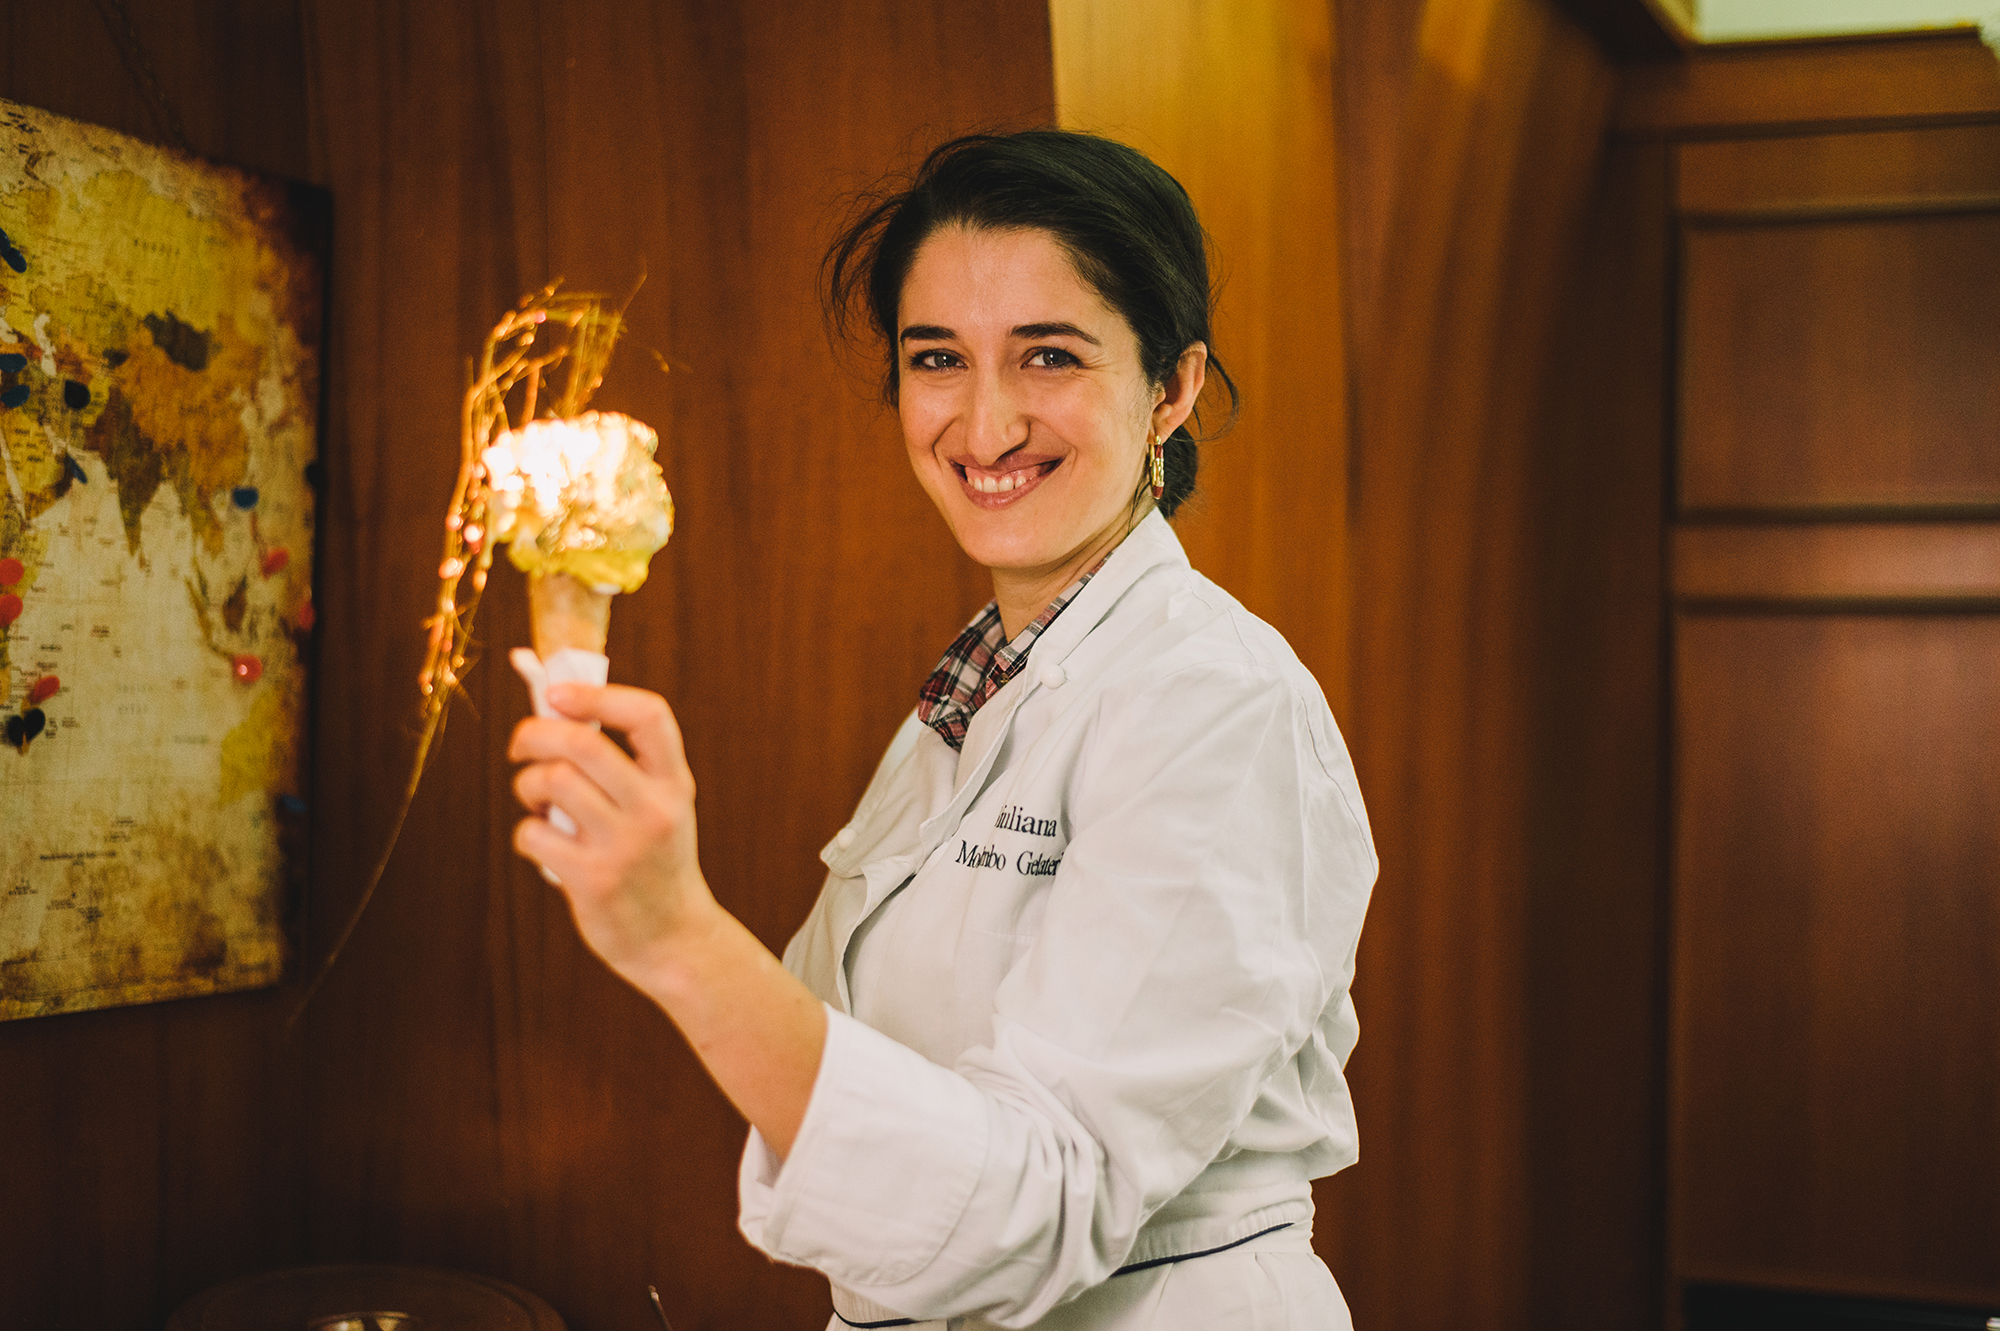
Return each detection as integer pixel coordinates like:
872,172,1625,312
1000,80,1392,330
0,99,322,1019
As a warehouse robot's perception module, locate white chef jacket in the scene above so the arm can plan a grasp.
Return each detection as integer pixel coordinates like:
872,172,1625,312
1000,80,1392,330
739,511,1376,1331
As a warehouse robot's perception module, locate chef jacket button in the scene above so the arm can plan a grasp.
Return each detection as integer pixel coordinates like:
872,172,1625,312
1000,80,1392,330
834,826,856,849
1038,662,1066,689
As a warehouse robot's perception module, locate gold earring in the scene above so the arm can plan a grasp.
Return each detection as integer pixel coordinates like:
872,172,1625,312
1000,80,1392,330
1149,431,1166,501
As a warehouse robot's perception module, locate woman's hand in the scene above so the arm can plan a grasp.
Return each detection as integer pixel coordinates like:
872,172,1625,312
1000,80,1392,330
510,681,828,1155
510,682,717,981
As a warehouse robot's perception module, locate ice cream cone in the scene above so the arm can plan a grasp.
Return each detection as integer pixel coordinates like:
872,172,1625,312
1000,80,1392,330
529,571,613,659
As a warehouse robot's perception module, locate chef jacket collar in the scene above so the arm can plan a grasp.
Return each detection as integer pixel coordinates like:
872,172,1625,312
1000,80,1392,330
951,508,1189,788
818,511,1192,886
1016,508,1187,674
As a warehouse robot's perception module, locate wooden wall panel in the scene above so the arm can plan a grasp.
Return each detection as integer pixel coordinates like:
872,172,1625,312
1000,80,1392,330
1336,0,1428,378
1678,124,2000,217
1673,523,2000,605
0,0,311,181
1671,614,2000,1306
1679,212,2000,514
1335,1,1656,1327
1048,0,1352,710
1616,31,2000,135
297,5,1052,1331
1516,138,1672,1331
0,5,313,1327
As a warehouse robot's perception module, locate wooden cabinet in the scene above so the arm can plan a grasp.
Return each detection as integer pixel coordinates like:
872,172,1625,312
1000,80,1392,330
1649,43,2000,1312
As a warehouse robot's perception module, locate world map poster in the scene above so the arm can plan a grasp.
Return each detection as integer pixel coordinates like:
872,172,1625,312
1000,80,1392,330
0,100,324,1020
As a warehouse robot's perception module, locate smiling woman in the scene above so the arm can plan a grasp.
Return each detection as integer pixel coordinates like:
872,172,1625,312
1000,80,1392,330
823,131,1238,637
507,129,1374,1331
893,225,1205,634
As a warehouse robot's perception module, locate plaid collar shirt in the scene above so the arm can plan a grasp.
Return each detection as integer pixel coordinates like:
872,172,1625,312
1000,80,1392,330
918,570,1098,752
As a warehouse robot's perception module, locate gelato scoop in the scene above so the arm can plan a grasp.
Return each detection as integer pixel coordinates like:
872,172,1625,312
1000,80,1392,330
482,410,674,598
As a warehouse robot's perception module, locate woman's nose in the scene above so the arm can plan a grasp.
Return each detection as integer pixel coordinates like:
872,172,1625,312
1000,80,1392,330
966,370,1023,464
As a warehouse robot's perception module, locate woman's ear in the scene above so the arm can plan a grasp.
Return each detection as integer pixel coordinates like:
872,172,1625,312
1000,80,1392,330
1152,342,1208,439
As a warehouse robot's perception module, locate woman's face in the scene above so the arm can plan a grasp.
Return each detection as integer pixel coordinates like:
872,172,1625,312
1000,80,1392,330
896,225,1191,579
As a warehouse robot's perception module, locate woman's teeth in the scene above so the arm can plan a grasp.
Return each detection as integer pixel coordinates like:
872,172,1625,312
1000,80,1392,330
965,463,1050,494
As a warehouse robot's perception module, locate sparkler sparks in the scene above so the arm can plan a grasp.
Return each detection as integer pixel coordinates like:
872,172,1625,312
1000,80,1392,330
289,280,665,1031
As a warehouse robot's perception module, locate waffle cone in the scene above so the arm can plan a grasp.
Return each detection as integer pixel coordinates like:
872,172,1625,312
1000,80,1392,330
528,572,613,658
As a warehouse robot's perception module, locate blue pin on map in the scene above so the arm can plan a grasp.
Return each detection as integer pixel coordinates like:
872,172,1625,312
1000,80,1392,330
231,486,259,510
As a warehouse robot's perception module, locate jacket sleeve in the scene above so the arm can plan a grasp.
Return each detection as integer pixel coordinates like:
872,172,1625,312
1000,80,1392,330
737,662,1376,1327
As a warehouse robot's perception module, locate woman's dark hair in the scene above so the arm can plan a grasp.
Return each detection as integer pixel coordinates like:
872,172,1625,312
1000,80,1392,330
823,129,1238,520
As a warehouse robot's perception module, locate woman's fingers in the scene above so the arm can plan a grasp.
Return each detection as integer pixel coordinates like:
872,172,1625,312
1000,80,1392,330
514,808,580,883
512,754,677,896
509,712,657,814
506,683,718,984
512,755,619,834
547,682,692,782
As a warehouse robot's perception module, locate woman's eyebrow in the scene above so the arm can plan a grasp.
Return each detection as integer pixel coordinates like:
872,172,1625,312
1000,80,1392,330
897,321,1102,345
1012,321,1100,345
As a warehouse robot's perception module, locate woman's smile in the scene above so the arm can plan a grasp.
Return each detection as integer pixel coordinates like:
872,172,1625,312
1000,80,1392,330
954,456,1061,505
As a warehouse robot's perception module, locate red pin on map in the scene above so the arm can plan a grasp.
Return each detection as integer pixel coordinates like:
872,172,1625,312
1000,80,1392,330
0,557,22,585
28,675,58,706
0,592,21,628
232,654,263,684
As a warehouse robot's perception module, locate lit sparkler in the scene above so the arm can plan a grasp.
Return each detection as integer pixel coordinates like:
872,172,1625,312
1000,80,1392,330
291,281,671,1028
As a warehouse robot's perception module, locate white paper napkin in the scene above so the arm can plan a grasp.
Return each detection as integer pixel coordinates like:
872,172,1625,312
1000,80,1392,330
511,646,610,881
